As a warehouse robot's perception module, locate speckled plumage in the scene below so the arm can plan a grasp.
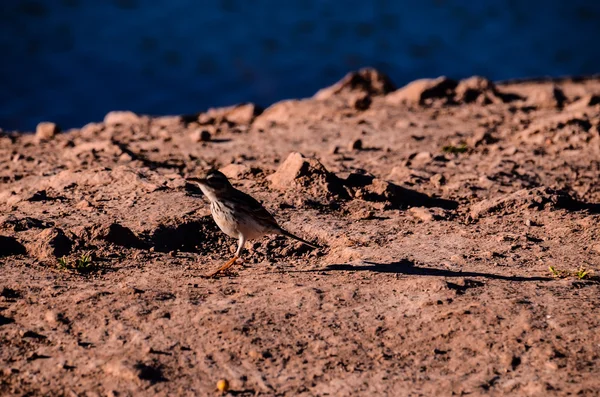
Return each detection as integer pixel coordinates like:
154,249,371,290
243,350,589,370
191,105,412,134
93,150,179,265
187,170,319,277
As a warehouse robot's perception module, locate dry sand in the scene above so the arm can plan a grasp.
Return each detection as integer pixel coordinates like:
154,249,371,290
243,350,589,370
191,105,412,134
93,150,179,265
1,70,600,396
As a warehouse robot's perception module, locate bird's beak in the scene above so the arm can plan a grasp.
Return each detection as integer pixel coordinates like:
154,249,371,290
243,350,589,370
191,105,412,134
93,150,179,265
186,177,207,185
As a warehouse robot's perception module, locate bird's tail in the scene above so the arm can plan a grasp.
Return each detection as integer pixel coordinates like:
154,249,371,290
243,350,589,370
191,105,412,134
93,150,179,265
279,229,322,249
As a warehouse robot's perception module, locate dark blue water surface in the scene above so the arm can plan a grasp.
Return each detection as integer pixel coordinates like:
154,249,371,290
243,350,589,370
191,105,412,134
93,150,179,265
1,0,599,131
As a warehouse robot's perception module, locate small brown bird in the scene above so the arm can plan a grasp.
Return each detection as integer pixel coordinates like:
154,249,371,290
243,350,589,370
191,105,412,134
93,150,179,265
187,170,319,277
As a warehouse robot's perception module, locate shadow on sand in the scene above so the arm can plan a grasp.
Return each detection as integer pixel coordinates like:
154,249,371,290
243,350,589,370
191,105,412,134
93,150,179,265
316,259,552,282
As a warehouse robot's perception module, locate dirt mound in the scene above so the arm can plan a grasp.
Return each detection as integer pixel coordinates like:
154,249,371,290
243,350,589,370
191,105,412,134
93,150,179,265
454,76,523,104
468,186,595,220
313,67,395,100
93,223,147,249
267,152,350,201
148,216,223,253
197,103,263,127
26,227,73,261
344,171,458,210
387,75,523,106
386,76,458,105
2,74,600,396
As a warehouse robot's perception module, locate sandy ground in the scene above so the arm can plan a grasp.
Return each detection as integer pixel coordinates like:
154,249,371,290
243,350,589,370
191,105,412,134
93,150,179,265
1,70,600,396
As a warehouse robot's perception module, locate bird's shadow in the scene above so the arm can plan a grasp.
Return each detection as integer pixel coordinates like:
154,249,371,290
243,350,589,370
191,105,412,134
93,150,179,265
305,259,552,282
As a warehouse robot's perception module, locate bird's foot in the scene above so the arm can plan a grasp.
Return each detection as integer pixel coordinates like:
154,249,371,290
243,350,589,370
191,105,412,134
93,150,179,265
205,256,241,278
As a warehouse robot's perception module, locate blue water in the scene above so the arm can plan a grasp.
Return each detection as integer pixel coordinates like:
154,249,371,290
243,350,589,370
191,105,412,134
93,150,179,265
1,0,599,131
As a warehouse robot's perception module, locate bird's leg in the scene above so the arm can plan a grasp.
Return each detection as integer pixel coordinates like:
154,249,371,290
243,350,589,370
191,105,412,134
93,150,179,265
207,235,246,278
207,256,239,278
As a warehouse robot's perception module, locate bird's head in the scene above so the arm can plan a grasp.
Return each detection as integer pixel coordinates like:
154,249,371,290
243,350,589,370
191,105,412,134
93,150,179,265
186,169,233,201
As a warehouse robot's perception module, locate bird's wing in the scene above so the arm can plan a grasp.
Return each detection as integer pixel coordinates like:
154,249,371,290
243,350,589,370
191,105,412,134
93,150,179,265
229,189,281,230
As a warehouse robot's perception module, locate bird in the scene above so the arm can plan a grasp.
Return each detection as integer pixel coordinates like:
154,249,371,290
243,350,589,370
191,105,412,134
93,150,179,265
186,169,320,277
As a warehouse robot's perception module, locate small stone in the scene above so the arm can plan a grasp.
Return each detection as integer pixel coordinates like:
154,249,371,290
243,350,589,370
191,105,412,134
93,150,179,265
45,311,59,326
469,128,498,147
527,85,567,109
190,129,211,142
216,379,229,393
430,173,445,187
348,139,363,151
118,153,133,162
35,122,60,141
482,251,495,259
219,163,252,180
75,199,93,210
450,255,463,263
104,110,141,126
386,76,457,105
26,228,72,261
329,145,340,155
350,94,371,110
350,209,375,221
410,151,432,166
409,207,434,222
226,103,262,125
248,350,261,360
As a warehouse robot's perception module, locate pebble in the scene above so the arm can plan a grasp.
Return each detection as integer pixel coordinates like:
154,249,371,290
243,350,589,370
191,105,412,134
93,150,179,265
190,129,211,142
35,122,60,141
348,139,363,151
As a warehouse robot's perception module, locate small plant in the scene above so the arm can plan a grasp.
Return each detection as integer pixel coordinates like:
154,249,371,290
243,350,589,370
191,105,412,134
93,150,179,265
57,256,69,270
575,266,591,280
548,265,594,280
57,251,97,273
442,143,468,154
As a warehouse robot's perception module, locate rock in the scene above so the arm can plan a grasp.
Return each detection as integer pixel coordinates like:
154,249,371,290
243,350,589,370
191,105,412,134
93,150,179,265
104,110,142,126
250,100,301,129
468,187,584,221
226,103,262,125
27,190,49,202
429,173,445,187
35,122,60,141
350,93,372,110
526,85,567,109
386,166,411,183
468,128,498,147
0,236,26,257
80,122,104,138
219,163,253,180
409,151,433,166
27,228,72,260
45,310,66,326
345,172,458,210
386,76,457,105
267,152,349,199
189,129,211,142
350,208,375,221
75,199,93,210
104,360,142,383
198,103,262,126
348,139,363,151
453,76,522,105
409,207,434,222
314,68,395,100
567,94,600,110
